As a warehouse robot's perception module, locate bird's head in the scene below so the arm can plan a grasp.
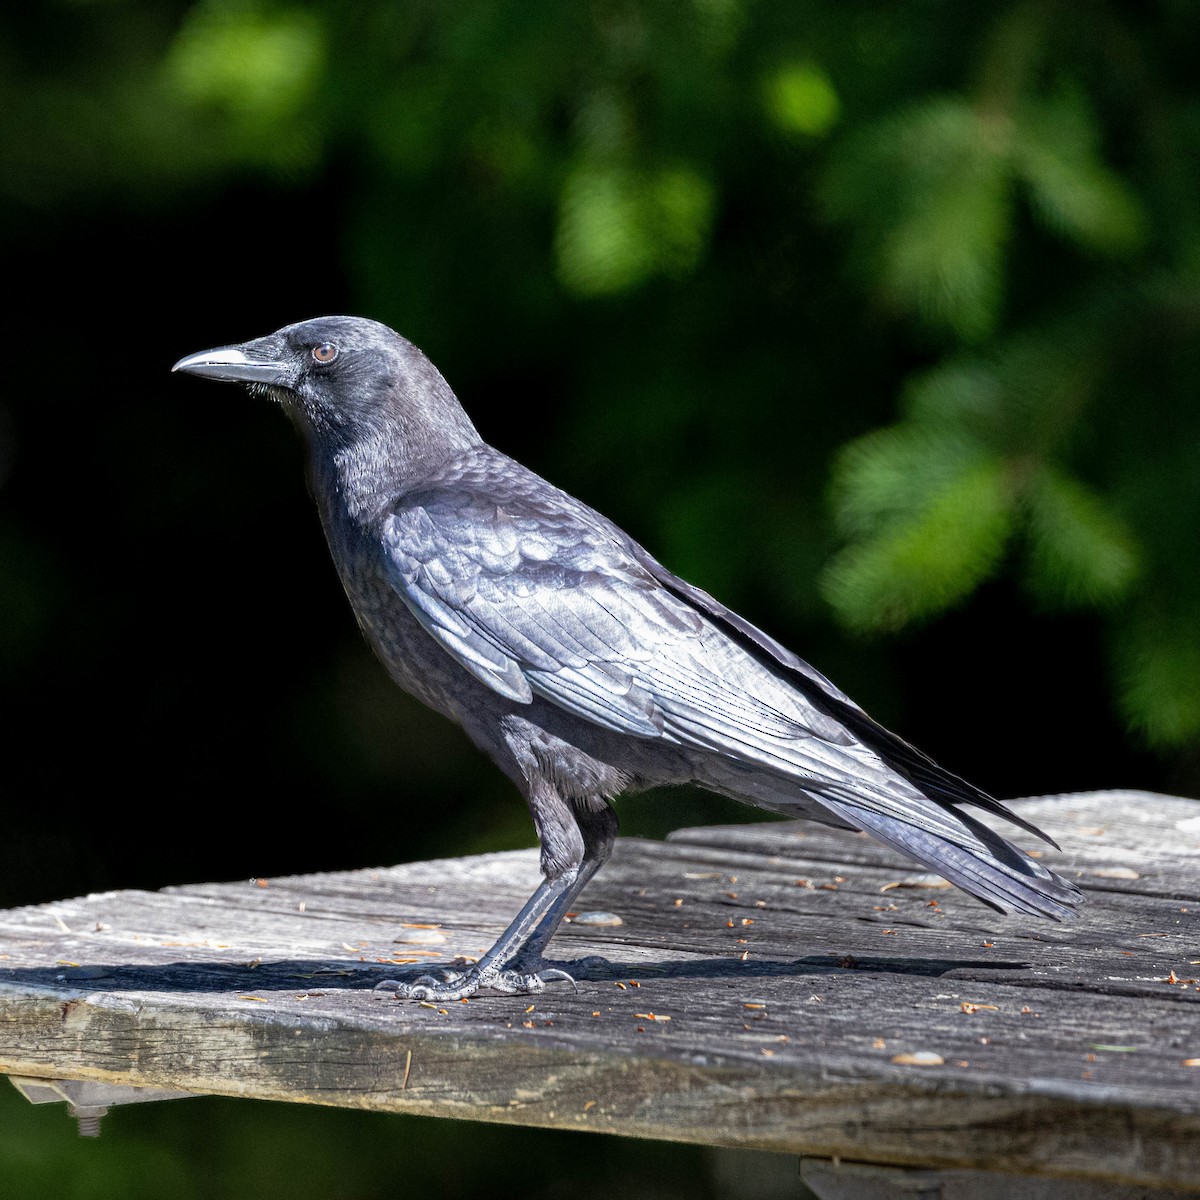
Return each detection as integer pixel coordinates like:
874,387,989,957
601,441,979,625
173,316,480,458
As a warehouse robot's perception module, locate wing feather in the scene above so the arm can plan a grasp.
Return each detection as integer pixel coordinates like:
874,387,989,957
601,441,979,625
385,495,884,764
379,465,1079,920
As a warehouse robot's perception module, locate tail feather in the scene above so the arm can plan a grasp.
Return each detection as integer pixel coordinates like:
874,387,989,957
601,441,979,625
706,754,1083,921
817,789,1082,921
804,690,1064,851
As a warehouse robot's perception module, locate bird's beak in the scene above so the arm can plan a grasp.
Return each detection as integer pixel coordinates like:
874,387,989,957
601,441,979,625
172,336,296,388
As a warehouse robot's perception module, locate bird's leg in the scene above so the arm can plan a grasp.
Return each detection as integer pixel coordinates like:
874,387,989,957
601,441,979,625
375,871,581,1001
509,799,617,974
377,783,612,1001
375,871,579,1001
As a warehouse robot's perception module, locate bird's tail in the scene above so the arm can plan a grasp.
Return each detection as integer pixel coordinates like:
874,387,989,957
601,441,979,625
814,789,1082,921
709,762,1082,921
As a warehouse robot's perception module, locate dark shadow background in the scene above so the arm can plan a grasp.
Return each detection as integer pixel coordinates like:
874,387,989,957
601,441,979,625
1,2,1196,1195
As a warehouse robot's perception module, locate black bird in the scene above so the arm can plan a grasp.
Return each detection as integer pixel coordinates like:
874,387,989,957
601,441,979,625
173,316,1081,1000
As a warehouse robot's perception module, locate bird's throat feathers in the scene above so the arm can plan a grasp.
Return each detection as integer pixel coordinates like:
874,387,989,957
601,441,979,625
296,352,483,525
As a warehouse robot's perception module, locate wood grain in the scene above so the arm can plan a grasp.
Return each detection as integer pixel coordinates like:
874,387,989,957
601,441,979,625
1,791,1197,1189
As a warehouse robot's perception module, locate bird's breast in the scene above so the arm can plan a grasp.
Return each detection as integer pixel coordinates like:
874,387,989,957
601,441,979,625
320,512,465,720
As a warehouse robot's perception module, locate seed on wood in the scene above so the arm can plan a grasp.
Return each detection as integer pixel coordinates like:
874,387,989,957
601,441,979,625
892,1051,944,1066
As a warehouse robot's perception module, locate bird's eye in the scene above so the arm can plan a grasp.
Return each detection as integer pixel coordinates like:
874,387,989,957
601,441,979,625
312,343,338,365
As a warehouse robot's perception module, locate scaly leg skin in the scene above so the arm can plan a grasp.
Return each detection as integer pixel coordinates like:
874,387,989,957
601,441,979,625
372,946,613,1000
374,843,614,999
374,959,578,1001
374,870,581,1001
375,789,620,1001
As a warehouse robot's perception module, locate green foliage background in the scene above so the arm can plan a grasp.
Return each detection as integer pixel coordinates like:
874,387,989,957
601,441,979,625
1,0,1197,1193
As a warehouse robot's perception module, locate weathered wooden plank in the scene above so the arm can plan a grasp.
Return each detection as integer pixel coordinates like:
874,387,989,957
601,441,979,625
0,792,1197,1190
6,836,1192,1006
798,1156,1194,1200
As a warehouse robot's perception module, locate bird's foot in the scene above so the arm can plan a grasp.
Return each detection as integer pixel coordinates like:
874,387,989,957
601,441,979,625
372,965,468,1000
373,960,581,1001
513,952,610,978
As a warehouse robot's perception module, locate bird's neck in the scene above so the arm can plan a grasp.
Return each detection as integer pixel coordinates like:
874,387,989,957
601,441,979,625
306,408,482,531
291,351,484,533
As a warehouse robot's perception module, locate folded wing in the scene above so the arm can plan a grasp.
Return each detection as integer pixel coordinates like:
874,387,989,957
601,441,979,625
381,474,1081,920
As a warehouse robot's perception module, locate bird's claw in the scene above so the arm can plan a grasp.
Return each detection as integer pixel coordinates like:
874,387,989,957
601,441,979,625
373,968,464,998
373,962,580,1001
487,966,578,995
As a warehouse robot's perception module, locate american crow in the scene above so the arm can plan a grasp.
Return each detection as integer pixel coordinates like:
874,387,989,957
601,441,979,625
174,316,1081,1000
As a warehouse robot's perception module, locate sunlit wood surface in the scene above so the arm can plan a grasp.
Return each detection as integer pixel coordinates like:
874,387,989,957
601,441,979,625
1,791,1196,1191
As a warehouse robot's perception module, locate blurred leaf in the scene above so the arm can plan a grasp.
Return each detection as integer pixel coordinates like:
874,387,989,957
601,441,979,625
823,456,1014,631
1023,468,1141,609
762,62,840,138
574,89,635,159
823,100,1010,340
901,359,1005,434
903,317,1112,457
824,75,1146,343
829,424,989,537
555,162,715,295
693,0,746,55
164,0,324,166
1014,88,1146,255
882,118,1009,340
653,166,718,273
1115,609,1200,747
555,163,648,295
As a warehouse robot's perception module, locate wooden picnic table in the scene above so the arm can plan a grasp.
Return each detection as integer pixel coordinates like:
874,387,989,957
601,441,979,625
0,790,1197,1196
